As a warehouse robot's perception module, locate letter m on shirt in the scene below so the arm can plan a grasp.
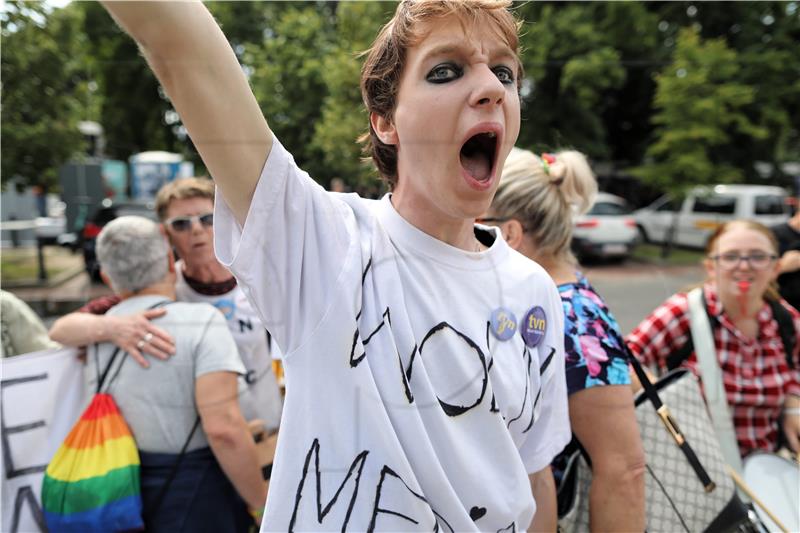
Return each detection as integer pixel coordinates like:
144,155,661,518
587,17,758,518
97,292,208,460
288,438,369,532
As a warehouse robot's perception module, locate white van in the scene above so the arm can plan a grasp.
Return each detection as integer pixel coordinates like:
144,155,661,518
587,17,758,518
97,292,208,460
634,184,790,249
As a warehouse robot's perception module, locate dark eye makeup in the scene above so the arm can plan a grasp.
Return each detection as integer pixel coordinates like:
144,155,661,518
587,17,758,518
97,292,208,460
493,66,515,84
425,62,515,85
426,63,463,83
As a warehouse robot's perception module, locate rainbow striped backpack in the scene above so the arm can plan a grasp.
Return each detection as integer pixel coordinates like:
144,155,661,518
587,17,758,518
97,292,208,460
42,346,143,532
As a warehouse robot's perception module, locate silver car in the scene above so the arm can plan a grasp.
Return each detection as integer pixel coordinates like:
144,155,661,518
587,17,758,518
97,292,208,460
634,184,789,249
572,192,639,261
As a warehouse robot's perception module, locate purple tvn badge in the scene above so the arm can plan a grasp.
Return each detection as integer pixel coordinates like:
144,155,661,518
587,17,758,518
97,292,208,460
520,306,547,347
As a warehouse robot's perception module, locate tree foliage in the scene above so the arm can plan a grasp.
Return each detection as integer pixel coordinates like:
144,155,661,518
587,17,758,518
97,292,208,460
79,2,183,160
632,27,767,195
1,2,89,191
2,1,799,198
247,3,335,183
515,2,659,164
311,1,396,194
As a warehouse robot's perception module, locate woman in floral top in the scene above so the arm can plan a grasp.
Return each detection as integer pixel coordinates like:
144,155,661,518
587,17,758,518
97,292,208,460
482,147,645,530
560,275,631,393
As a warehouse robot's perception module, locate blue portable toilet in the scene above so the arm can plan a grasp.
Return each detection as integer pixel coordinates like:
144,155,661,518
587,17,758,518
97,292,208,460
129,151,194,200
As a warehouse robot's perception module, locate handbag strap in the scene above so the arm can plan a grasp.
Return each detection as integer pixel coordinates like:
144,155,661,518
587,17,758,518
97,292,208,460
687,287,745,475
627,339,716,491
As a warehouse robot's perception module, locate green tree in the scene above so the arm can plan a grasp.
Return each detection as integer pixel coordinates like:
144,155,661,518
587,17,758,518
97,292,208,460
633,27,767,195
79,2,181,161
731,2,800,181
1,2,90,191
515,2,659,163
648,1,800,184
312,1,395,193
246,4,336,183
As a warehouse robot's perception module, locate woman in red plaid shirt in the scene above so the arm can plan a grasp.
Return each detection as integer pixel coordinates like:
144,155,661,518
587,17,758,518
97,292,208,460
627,220,800,457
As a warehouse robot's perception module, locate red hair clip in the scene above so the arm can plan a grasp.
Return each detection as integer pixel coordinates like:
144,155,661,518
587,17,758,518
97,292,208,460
541,153,556,175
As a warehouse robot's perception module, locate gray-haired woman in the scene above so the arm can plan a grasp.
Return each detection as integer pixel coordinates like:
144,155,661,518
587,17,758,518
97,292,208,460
88,216,266,531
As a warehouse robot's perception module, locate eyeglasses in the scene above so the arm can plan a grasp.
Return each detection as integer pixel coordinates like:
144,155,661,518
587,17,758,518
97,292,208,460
710,251,777,271
475,217,510,225
165,212,214,232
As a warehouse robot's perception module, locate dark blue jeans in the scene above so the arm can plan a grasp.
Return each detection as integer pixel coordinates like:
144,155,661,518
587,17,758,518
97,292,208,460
139,447,252,533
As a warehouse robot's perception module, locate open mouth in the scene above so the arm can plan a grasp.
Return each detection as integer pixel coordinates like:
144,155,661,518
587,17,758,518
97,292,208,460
460,131,498,183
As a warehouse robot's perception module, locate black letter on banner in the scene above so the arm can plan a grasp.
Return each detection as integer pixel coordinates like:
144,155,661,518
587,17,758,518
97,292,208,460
1,374,48,478
10,485,46,533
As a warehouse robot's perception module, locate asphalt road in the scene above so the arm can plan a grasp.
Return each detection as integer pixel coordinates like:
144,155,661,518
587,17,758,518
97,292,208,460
583,261,704,335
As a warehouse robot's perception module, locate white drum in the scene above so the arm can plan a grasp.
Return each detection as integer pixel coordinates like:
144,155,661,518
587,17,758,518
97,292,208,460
742,452,799,533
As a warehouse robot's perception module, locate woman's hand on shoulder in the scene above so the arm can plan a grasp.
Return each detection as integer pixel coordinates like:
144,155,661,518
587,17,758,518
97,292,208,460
108,309,175,368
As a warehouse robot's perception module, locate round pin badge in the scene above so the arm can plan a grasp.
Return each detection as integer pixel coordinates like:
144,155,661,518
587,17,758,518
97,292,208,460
490,307,517,341
520,306,547,347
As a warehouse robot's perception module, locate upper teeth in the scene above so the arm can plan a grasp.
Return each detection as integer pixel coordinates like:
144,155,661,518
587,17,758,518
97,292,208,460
486,132,496,138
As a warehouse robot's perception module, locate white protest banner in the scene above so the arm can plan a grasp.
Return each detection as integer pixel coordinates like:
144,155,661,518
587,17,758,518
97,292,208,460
1,348,84,533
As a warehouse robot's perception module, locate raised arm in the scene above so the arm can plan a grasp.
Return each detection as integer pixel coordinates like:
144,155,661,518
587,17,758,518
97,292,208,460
101,1,271,224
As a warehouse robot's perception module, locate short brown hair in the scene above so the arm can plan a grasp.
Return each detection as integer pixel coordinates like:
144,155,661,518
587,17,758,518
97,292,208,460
359,0,522,188
154,177,215,221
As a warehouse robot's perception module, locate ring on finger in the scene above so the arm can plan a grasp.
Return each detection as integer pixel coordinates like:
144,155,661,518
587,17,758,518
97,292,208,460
137,340,146,350
143,332,154,343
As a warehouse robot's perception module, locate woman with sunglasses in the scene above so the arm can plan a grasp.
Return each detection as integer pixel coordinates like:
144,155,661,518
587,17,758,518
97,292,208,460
483,147,646,531
627,220,800,457
50,178,284,445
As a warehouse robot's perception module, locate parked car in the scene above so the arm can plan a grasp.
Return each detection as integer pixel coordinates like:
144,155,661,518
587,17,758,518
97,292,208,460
81,198,158,281
634,184,790,249
572,192,639,261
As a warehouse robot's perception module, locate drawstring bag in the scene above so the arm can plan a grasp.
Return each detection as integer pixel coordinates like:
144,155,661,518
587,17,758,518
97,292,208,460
41,346,144,532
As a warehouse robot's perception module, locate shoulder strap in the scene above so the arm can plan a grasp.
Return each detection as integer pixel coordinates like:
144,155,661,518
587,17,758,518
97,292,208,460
665,289,719,371
95,299,174,394
666,337,694,371
627,343,715,491
767,298,796,369
95,346,122,394
147,416,201,519
686,288,745,476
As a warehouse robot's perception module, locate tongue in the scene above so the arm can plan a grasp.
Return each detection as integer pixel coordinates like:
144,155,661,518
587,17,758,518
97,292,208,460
461,151,492,182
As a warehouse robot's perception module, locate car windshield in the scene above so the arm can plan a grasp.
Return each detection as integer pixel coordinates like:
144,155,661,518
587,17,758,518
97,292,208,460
692,195,736,214
588,202,630,216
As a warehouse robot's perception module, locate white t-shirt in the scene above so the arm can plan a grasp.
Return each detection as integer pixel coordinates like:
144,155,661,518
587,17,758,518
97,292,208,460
215,139,570,532
175,261,283,430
